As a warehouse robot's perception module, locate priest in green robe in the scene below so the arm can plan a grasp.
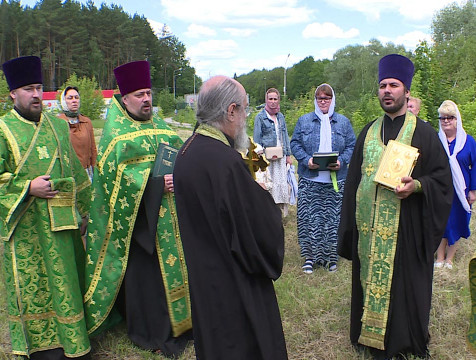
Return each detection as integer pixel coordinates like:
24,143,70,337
338,54,453,359
0,56,91,359
84,60,192,357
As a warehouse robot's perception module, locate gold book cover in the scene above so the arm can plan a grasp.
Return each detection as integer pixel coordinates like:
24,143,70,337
374,140,419,190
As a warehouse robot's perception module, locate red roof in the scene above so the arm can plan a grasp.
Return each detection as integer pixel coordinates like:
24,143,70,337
42,90,115,101
42,92,58,100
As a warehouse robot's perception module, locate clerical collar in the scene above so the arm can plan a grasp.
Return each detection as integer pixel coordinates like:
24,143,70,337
383,113,406,123
195,123,231,147
382,113,406,145
14,106,40,122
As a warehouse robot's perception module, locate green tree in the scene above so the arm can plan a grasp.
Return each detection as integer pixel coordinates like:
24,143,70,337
155,89,175,115
236,69,270,106
431,1,476,113
347,93,381,135
286,56,329,100
281,88,315,135
327,39,408,114
0,1,199,95
0,70,12,116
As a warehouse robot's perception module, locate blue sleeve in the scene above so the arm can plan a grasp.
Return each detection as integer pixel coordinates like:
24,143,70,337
338,116,356,166
282,115,291,156
290,115,312,166
468,135,476,191
253,112,263,146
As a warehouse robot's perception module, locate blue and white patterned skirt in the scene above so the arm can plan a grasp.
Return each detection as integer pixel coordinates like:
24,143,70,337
297,177,345,266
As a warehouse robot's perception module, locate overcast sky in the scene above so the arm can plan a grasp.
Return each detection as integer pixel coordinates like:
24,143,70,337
21,0,458,80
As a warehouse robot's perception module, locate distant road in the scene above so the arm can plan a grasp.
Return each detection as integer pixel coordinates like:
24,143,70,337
163,117,192,128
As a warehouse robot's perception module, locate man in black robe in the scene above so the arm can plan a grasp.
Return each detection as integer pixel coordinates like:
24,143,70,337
338,54,452,359
174,75,288,360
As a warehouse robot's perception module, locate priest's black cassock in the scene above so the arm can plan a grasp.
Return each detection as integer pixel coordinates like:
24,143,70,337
174,132,288,360
338,114,453,359
115,177,192,357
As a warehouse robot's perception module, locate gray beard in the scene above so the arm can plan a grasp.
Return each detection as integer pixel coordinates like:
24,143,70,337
234,125,250,152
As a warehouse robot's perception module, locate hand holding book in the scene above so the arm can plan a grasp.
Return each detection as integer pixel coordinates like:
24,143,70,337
164,173,174,193
153,143,178,177
312,152,339,170
374,140,419,191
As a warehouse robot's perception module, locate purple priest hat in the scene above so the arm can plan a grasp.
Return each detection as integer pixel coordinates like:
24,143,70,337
378,54,414,90
2,56,43,90
114,60,151,96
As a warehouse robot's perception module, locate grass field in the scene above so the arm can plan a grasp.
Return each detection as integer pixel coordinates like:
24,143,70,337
1,125,475,359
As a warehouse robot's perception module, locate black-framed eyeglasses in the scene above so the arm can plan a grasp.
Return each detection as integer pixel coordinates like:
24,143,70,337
316,96,332,102
439,116,456,122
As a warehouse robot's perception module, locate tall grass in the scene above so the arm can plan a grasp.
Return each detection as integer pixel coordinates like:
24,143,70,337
1,125,475,359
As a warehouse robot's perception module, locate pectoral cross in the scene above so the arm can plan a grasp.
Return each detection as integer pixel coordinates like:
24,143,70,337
241,137,269,180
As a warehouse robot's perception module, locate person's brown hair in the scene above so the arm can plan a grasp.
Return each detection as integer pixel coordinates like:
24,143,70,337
315,84,332,98
266,88,280,99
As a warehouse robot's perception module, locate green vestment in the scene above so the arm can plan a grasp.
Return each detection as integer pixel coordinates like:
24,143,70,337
84,95,191,337
356,113,416,350
0,109,91,357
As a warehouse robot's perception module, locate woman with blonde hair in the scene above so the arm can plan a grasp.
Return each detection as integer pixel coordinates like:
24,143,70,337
435,100,476,269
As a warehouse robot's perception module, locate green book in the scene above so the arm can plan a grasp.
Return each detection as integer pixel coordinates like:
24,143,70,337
152,143,178,177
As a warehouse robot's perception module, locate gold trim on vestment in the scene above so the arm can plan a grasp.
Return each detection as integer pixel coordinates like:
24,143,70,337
0,119,21,166
97,97,176,172
98,129,177,171
76,178,91,193
85,167,150,334
0,195,34,242
10,237,29,353
12,344,91,358
9,310,85,324
4,181,31,227
84,162,150,303
356,113,417,350
155,192,192,336
13,112,43,176
195,123,231,146
3,115,48,226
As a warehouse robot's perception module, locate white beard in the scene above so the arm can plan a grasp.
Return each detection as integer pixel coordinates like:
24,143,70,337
234,123,250,152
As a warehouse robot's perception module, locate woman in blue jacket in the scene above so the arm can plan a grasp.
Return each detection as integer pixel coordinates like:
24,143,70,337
435,100,476,269
291,84,355,273
253,88,292,216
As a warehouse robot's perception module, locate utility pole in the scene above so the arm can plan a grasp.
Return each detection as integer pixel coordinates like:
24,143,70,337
284,53,290,98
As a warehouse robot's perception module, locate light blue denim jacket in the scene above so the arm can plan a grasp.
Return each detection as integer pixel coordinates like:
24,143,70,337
290,111,356,181
253,109,291,156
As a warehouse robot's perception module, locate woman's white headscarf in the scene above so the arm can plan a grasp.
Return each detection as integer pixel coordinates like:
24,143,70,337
314,84,335,153
438,100,470,212
61,86,80,118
